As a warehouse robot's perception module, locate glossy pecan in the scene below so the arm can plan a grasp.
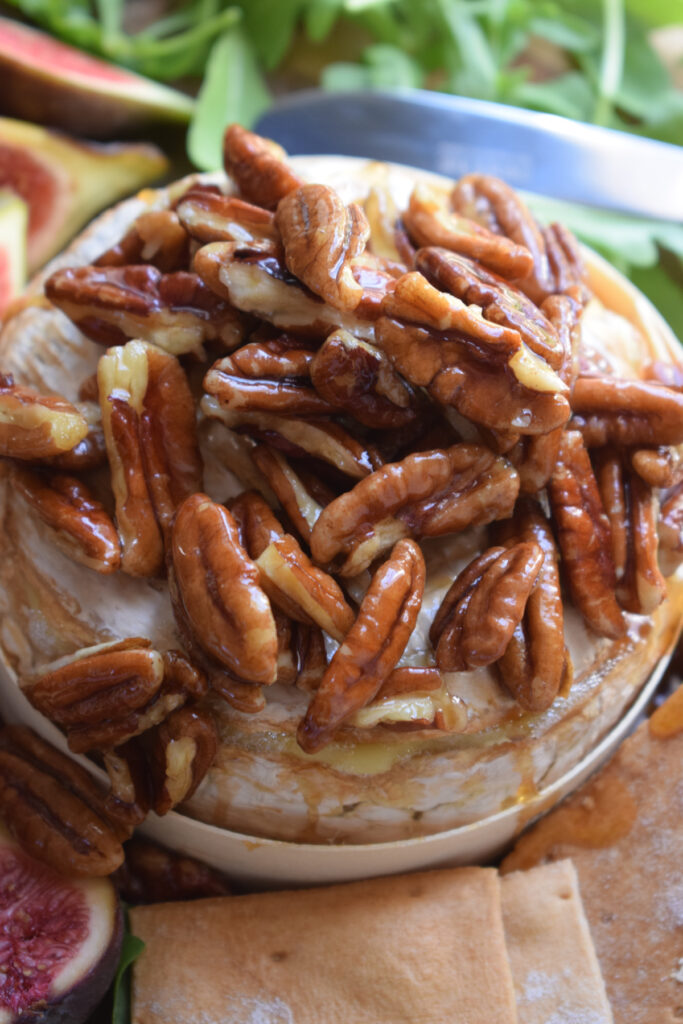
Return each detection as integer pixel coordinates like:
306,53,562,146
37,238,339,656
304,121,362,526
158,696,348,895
415,246,564,370
223,124,303,210
229,488,285,557
547,431,626,638
362,184,403,262
0,724,124,876
171,493,278,685
571,377,683,448
495,502,567,712
24,638,183,754
542,221,587,300
631,446,683,489
113,837,230,904
403,184,533,279
95,209,190,272
176,187,278,245
377,316,571,437
204,339,331,417
255,533,355,642
201,396,381,479
310,329,419,429
275,184,370,311
595,450,666,615
0,377,88,460
351,669,467,732
143,706,218,816
194,241,376,342
430,542,543,671
12,465,121,574
45,264,245,356
310,444,520,573
250,445,329,544
297,538,425,752
44,417,108,473
162,649,208,701
294,623,328,692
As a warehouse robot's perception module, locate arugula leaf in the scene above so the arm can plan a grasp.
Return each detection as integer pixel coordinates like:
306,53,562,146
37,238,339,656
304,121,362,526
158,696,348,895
187,25,271,171
111,924,145,1024
304,0,345,41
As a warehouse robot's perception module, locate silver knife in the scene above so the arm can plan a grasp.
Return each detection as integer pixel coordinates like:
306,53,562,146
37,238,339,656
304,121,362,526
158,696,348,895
255,88,683,221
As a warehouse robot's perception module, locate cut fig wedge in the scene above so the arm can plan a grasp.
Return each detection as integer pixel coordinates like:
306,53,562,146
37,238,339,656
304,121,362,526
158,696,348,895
0,827,122,1024
0,191,27,319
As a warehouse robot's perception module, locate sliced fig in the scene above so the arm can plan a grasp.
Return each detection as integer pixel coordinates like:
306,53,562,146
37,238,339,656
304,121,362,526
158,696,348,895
0,191,27,319
0,827,122,1024
0,117,168,273
0,17,194,139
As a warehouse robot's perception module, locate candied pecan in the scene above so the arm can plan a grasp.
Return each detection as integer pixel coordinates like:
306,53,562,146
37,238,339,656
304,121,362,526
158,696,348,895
223,124,303,210
275,184,370,311
0,724,123,876
350,250,404,319
0,378,88,460
230,488,284,557
201,397,381,479
571,377,683,447
297,539,425,752
363,185,403,261
44,421,108,473
274,609,297,685
24,638,184,754
171,493,278,685
451,173,555,303
250,445,328,543
194,241,376,342
45,264,245,356
415,246,564,370
542,221,587,300
394,218,417,267
294,624,328,692
114,837,230,904
660,479,683,559
162,650,208,700
144,706,218,816
310,444,519,573
352,675,467,732
176,187,278,245
403,184,533,279
631,446,683,489
495,502,567,712
11,465,120,574
595,451,666,615
310,329,419,429
430,543,543,671
643,359,683,391
208,669,266,713
256,534,355,642
204,340,331,418
95,209,190,272
547,431,626,638
98,340,202,574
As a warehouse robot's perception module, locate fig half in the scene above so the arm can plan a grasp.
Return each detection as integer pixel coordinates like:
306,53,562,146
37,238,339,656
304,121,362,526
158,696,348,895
0,827,122,1024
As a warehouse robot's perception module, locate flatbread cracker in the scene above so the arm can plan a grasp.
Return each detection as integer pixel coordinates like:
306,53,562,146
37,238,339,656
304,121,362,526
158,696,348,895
131,866,517,1024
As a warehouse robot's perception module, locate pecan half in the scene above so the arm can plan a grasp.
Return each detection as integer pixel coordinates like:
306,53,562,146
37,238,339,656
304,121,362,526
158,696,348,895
143,706,218,816
204,339,331,417
24,638,183,754
171,493,278,685
352,670,467,732
193,241,376,342
176,187,278,245
45,265,245,356
201,397,381,479
548,431,626,638
230,488,285,557
0,724,123,876
571,377,683,448
631,446,683,489
275,184,370,311
95,209,190,272
430,543,543,671
113,837,230,904
310,444,519,572
403,184,533,279
595,451,666,615
12,465,121,574
256,534,355,642
0,377,88,460
377,316,571,437
223,124,303,210
495,502,567,711
250,445,327,543
415,246,564,370
297,538,425,752
310,329,419,429
294,624,328,692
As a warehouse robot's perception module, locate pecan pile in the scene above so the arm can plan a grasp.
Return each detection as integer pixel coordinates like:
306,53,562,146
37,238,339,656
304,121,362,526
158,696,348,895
1,124,682,873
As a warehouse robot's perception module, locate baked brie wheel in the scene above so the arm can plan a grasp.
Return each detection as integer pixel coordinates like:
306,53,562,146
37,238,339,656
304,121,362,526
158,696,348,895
0,126,681,862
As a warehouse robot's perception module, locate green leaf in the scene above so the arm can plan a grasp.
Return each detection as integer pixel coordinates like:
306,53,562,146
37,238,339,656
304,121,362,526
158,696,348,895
528,11,600,52
624,0,683,28
437,0,499,98
111,927,145,1024
240,0,307,70
304,0,345,41
321,60,372,89
509,70,595,119
187,25,271,171
363,43,423,87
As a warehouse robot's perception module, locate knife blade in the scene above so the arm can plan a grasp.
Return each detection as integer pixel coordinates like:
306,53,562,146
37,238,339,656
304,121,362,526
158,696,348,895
255,89,683,221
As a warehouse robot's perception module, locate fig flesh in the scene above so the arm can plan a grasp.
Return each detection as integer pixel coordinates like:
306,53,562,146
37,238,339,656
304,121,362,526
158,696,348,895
0,117,168,273
0,191,27,319
0,828,122,1024
0,17,194,139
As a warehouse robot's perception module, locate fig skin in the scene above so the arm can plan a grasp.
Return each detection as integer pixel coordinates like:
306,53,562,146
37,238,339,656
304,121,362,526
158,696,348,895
0,829,123,1024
